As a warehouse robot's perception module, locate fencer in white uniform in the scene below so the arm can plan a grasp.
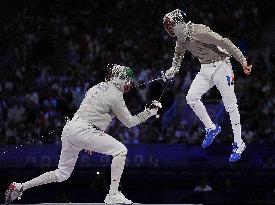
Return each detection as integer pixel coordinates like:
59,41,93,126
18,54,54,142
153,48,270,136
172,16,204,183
5,64,162,204
162,9,252,162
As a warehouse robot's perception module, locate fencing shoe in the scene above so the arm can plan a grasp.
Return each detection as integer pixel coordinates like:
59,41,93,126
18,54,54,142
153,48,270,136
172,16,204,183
202,124,221,148
5,182,23,204
229,141,246,162
104,191,133,204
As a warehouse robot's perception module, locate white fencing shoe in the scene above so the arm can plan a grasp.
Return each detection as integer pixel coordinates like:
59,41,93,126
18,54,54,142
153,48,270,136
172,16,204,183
104,191,133,204
5,182,23,204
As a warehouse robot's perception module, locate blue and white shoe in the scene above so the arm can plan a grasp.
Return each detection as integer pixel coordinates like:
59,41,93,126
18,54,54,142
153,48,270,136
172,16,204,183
202,125,221,148
229,141,246,162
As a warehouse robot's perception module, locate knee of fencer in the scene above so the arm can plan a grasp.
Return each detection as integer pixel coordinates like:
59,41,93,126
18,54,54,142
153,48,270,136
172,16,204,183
186,94,198,107
114,146,128,157
120,146,128,156
55,168,71,182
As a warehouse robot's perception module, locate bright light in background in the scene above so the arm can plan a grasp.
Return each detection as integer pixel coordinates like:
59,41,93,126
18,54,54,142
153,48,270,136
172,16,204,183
96,171,100,175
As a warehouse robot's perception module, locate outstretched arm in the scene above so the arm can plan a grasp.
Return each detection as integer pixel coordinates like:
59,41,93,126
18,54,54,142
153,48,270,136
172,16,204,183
196,26,252,75
172,40,186,70
164,41,186,80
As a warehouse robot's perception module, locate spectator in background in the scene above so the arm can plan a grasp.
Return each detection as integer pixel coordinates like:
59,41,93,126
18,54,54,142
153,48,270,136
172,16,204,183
263,157,275,169
0,0,273,146
194,176,213,192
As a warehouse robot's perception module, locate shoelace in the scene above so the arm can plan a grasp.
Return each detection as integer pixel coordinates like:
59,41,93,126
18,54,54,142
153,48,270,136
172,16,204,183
205,128,212,132
204,128,214,139
232,143,238,153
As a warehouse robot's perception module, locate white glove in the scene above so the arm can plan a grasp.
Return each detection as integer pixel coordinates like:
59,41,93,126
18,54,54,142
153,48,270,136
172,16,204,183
148,100,162,116
149,108,158,116
162,67,178,82
150,100,162,109
138,100,162,122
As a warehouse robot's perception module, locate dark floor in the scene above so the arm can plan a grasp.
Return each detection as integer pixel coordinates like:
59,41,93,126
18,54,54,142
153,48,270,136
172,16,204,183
2,167,275,204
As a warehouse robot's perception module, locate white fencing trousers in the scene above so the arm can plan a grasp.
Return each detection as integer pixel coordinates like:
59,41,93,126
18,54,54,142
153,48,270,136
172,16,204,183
186,58,241,142
22,117,127,190
57,117,127,181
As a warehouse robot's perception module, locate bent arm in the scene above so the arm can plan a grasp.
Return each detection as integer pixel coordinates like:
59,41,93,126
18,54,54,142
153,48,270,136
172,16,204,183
111,95,153,128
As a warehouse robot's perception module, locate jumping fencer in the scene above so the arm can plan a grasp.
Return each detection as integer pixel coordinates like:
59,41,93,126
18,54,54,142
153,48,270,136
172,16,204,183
162,9,252,162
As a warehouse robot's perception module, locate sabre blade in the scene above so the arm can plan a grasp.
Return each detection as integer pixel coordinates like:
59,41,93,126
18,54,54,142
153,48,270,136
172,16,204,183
158,80,171,101
152,80,171,119
133,77,163,88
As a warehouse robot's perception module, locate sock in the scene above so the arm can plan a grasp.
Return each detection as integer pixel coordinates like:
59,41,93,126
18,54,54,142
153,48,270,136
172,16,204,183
109,151,127,195
229,108,243,145
190,100,215,129
22,171,58,191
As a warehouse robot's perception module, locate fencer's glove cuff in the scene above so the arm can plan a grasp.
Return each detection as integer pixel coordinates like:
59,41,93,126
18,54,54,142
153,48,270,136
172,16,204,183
137,108,154,122
138,101,162,122
162,67,179,82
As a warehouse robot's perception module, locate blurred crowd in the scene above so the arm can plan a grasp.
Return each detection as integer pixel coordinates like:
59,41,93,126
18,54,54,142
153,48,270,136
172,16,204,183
0,0,274,145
